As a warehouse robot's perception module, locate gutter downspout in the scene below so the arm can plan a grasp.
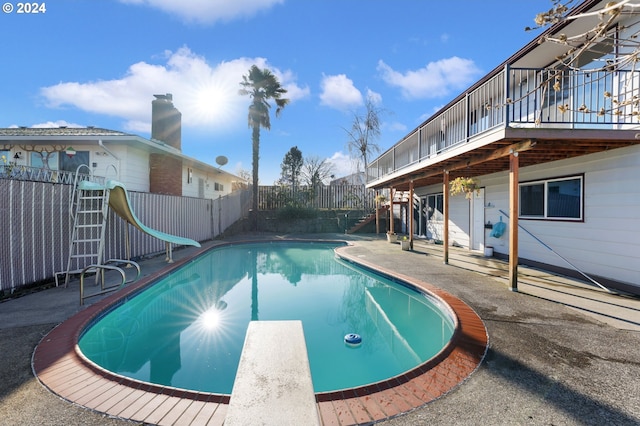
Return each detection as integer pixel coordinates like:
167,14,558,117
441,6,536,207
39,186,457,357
98,139,121,180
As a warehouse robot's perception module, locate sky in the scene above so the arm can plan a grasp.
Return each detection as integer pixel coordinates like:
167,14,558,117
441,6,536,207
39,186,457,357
1,0,554,184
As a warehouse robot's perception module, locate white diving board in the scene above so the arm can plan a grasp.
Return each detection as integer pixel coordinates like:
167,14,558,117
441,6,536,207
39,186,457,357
225,321,320,426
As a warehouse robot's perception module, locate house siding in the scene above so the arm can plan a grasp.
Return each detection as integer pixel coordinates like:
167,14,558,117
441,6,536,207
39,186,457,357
92,144,150,192
182,167,238,200
414,145,640,288
118,145,150,192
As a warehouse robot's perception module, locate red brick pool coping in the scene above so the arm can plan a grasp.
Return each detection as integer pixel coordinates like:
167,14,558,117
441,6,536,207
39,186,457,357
33,241,488,426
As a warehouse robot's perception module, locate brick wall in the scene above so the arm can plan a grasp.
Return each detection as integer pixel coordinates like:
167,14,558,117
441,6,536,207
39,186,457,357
149,153,182,196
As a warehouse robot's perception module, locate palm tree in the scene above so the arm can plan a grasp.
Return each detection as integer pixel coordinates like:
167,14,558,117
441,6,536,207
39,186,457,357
239,65,289,229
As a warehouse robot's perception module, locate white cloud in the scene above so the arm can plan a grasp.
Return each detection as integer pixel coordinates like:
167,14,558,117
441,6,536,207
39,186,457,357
119,0,284,24
40,47,308,134
365,89,382,105
377,57,481,100
384,121,407,132
326,151,360,178
319,74,363,111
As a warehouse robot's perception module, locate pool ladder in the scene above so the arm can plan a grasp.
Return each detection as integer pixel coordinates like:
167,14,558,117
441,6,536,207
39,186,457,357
79,259,141,305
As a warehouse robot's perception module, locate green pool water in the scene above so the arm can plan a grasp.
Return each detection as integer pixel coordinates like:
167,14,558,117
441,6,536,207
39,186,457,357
78,241,455,394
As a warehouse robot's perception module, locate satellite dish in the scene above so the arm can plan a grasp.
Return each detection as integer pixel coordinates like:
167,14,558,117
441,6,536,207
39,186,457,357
215,155,228,167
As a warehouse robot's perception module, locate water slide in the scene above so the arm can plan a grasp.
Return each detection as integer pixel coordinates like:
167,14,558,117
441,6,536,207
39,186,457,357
79,179,201,251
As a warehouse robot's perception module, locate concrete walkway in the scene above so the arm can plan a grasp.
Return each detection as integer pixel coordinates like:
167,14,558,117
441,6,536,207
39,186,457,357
1,233,639,425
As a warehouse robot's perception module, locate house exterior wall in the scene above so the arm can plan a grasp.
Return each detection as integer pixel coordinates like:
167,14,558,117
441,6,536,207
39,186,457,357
2,139,242,197
149,153,182,196
182,166,238,199
91,144,150,192
415,145,640,288
115,145,150,192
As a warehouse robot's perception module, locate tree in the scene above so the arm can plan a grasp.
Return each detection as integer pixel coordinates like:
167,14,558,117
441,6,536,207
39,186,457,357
344,96,383,174
301,156,334,189
520,0,640,120
343,95,384,209
279,146,303,189
239,65,289,229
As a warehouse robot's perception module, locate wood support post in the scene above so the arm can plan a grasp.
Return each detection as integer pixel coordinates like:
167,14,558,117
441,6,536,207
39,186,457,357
375,191,380,234
443,171,449,264
509,151,519,291
409,180,414,249
389,187,395,234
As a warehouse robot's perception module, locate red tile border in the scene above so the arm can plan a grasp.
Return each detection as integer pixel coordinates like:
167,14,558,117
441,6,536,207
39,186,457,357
32,240,488,426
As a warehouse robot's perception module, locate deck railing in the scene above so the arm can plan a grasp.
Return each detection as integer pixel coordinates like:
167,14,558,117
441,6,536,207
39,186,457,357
367,66,640,184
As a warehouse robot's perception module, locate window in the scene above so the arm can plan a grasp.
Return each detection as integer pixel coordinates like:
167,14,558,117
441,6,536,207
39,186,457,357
31,152,59,170
59,151,89,172
519,176,583,220
427,193,444,222
30,150,89,172
214,182,224,191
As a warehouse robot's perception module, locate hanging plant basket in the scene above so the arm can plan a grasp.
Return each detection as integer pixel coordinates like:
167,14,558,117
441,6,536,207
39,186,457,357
450,177,480,199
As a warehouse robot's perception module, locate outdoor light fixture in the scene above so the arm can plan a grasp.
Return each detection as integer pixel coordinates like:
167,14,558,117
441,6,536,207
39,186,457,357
13,152,22,159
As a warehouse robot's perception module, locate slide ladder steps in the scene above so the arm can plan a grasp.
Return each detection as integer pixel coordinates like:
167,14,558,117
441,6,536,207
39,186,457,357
61,185,111,287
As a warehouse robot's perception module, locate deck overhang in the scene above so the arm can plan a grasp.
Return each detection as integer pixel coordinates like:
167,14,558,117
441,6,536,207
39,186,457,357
368,128,640,191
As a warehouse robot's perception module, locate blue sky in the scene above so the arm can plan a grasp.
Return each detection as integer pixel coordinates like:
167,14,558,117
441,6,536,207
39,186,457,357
1,0,552,184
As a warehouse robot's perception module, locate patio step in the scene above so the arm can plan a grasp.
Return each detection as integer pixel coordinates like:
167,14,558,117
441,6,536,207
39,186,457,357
225,320,320,426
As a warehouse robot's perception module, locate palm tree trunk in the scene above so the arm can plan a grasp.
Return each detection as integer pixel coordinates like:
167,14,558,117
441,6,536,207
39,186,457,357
252,125,260,231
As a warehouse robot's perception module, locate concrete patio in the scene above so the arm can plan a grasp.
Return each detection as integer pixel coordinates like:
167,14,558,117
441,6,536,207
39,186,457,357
0,233,638,425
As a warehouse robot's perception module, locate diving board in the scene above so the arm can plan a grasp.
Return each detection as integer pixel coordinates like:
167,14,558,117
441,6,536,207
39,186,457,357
226,321,320,426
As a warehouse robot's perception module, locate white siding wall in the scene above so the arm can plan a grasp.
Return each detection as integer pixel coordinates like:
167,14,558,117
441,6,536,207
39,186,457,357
182,166,239,199
119,146,150,192
448,196,470,248
473,146,639,286
90,145,149,192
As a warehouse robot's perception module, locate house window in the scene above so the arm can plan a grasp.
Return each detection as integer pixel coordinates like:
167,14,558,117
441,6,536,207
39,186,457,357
519,175,583,220
427,193,444,222
30,150,90,172
214,182,224,192
31,152,59,170
59,151,89,172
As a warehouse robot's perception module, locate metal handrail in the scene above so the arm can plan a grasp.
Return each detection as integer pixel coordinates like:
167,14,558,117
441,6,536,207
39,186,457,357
79,259,140,305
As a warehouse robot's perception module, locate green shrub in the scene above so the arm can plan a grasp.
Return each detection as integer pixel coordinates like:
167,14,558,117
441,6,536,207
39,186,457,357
275,205,318,219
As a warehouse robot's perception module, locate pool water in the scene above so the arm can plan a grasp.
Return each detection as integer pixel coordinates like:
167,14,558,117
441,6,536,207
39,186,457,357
78,242,455,394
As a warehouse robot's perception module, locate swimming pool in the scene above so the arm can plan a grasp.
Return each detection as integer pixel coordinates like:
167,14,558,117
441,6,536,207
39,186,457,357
78,241,456,394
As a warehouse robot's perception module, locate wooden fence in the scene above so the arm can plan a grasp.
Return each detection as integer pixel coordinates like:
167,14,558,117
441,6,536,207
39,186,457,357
258,185,376,210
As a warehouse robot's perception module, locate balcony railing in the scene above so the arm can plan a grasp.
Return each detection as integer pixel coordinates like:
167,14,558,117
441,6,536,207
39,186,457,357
367,66,640,184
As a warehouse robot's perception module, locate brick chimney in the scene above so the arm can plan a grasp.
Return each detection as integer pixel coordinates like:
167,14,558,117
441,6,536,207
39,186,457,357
149,93,182,196
151,93,182,150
